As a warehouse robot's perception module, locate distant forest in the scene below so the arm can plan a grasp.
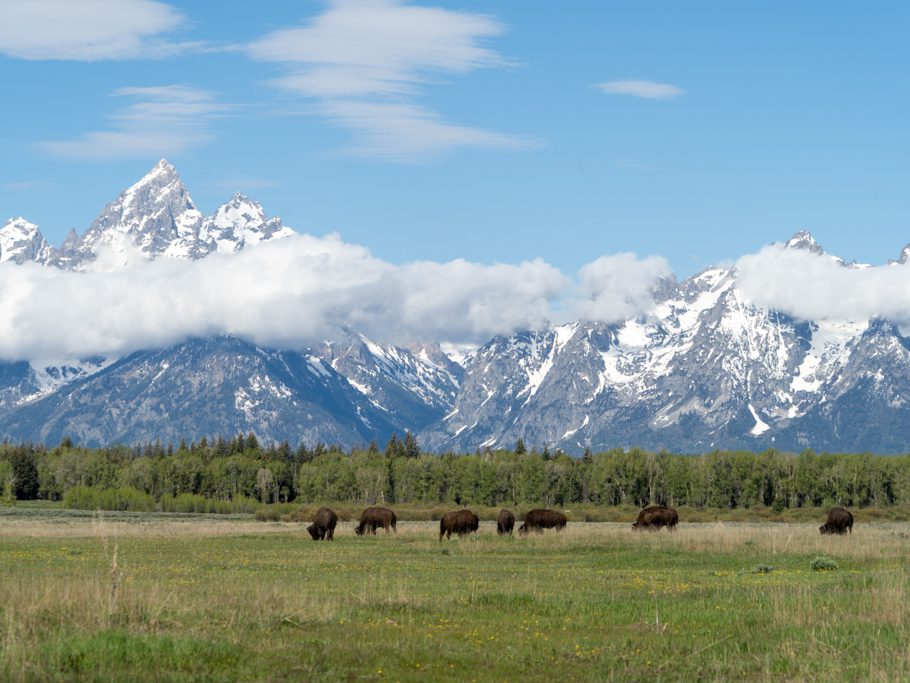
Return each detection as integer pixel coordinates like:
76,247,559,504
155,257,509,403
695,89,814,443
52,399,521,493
1,434,909,512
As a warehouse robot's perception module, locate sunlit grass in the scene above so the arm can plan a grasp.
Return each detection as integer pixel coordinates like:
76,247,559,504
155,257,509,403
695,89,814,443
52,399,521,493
1,511,908,681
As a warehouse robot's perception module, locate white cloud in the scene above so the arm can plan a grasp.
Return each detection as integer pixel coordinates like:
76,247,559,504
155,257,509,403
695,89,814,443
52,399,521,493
0,0,193,61
205,177,279,193
318,101,530,162
37,86,228,160
247,0,530,161
596,80,684,100
0,232,672,362
737,245,910,323
1,182,50,192
0,234,568,361
571,253,672,323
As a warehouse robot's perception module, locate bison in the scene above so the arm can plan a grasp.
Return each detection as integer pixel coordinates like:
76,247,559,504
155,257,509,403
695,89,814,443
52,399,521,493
354,506,397,535
497,508,515,536
439,509,480,540
632,505,678,532
518,508,567,535
819,507,853,535
307,507,337,541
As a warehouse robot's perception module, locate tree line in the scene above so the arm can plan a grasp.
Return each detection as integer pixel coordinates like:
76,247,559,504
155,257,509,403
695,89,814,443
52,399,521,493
1,433,909,511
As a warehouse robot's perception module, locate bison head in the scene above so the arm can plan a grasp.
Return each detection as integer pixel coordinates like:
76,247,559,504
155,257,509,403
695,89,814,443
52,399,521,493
354,523,364,536
306,524,319,540
518,523,528,536
819,524,830,535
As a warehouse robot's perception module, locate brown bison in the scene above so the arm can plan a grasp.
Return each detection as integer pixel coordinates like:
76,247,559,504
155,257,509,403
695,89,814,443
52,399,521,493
354,506,397,535
307,507,337,541
632,505,678,532
819,507,853,535
518,508,567,535
439,509,480,540
497,508,515,536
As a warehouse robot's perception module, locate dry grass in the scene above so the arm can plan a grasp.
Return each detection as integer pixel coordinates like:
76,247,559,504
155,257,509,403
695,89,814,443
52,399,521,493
0,515,295,538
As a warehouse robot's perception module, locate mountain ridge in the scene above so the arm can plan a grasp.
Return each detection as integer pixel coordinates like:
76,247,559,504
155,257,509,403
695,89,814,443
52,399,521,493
1,162,909,452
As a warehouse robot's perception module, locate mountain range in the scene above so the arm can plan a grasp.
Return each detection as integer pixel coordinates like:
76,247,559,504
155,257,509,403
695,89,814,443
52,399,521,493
2,161,910,453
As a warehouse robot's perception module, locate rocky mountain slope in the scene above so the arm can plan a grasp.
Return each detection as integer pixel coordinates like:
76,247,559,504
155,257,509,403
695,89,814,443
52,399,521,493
2,163,909,452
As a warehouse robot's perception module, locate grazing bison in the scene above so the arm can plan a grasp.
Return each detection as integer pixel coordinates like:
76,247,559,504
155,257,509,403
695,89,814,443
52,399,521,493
632,505,679,532
820,507,853,535
307,507,337,541
497,508,515,536
354,506,397,535
439,509,480,540
518,508,567,535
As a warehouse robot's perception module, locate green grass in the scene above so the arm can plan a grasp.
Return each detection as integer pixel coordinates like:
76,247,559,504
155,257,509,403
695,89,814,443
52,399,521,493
1,510,908,682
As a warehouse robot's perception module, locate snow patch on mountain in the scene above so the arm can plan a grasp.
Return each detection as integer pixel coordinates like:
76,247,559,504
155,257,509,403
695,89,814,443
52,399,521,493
0,218,55,265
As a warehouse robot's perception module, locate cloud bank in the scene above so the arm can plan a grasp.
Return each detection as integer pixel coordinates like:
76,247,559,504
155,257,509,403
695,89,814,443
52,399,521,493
573,254,672,322
0,0,192,61
737,244,910,322
247,0,531,161
0,234,669,362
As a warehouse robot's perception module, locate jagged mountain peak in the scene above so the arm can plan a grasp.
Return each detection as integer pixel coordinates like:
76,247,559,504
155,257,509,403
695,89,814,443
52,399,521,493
784,230,824,254
893,244,910,265
215,193,266,222
47,162,297,268
0,217,55,265
201,192,293,254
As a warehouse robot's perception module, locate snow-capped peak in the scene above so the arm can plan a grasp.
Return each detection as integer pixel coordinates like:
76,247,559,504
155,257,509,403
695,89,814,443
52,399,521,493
55,159,202,269
214,193,267,225
784,230,824,254
200,193,294,254
0,217,55,265
49,161,297,268
2,216,39,241
894,244,910,265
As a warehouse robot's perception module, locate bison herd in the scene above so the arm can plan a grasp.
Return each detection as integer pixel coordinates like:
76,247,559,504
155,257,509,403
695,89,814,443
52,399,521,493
304,504,856,540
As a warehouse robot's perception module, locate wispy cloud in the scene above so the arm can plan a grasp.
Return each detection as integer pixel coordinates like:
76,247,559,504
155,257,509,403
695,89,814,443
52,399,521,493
318,101,529,162
1,181,51,192
37,85,229,160
247,0,532,161
0,0,197,61
205,177,280,193
596,80,684,100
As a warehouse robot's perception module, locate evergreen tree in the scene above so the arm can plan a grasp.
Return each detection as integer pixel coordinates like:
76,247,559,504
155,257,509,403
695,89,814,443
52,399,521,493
404,431,420,458
386,433,404,458
515,438,527,455
386,457,397,504
9,449,39,500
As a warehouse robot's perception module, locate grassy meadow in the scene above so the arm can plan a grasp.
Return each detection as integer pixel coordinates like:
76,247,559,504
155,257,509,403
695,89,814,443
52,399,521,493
1,508,908,682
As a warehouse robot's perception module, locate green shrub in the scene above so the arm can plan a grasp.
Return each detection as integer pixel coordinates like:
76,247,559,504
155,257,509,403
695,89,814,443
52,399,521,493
811,556,838,572
751,564,774,574
62,485,154,512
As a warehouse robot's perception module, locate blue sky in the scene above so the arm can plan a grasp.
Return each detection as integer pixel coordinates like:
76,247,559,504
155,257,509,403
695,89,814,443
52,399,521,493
2,1,910,277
